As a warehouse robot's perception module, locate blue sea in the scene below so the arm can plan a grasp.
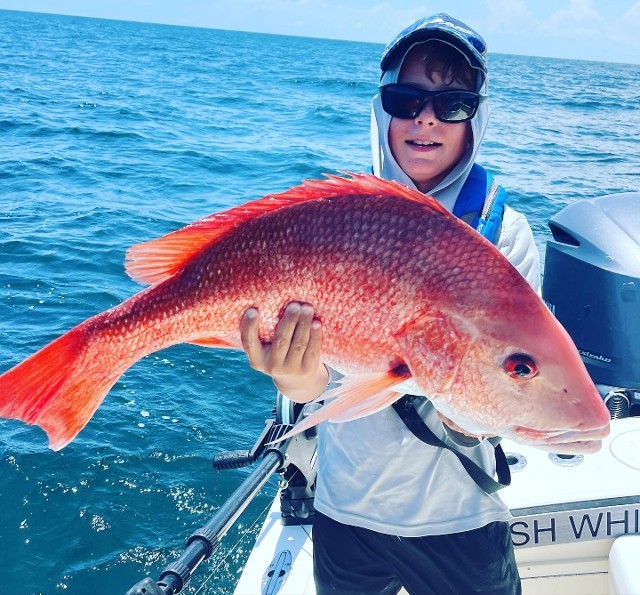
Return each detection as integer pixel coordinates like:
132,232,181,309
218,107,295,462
0,8,638,594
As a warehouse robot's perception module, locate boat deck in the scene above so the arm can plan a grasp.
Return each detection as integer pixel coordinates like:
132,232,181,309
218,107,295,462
235,417,640,595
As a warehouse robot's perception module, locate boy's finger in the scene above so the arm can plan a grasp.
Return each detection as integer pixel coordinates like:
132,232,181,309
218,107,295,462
240,308,263,366
270,302,301,362
288,303,315,364
301,317,323,372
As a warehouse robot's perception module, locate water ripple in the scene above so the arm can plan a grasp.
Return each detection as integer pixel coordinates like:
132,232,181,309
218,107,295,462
0,9,638,594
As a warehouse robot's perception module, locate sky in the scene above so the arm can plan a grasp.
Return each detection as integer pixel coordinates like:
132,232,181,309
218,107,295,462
1,0,639,64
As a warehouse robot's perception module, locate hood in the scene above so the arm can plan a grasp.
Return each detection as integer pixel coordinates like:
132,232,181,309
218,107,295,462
371,14,490,213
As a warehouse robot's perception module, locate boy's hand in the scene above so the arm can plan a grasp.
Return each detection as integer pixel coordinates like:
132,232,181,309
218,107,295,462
240,302,329,402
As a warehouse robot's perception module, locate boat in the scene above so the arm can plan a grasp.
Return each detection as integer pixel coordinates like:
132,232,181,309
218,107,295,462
235,418,640,595
128,191,640,595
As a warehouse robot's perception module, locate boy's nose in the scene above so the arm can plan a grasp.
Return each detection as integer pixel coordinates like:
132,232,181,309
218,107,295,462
415,98,436,122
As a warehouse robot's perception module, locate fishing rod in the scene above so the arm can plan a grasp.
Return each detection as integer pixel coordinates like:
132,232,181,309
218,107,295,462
126,399,318,595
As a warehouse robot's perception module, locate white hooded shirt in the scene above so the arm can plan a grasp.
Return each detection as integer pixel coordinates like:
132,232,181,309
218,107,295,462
313,41,541,537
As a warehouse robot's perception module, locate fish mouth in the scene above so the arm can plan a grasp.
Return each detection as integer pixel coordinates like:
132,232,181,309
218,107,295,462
513,423,610,454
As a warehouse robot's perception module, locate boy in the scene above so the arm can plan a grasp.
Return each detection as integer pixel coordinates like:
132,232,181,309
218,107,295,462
241,14,538,594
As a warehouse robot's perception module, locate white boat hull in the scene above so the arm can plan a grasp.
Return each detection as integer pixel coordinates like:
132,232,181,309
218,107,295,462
236,417,640,595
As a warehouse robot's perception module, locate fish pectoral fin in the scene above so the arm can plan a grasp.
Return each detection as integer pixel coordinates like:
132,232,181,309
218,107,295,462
328,390,403,422
268,365,412,444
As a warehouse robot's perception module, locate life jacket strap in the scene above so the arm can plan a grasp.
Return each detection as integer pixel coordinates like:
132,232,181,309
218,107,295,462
453,163,507,244
392,396,511,493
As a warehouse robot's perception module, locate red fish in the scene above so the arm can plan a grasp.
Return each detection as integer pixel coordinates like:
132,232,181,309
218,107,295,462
0,174,610,451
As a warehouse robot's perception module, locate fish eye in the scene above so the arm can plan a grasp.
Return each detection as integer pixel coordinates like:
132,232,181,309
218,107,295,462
504,353,538,379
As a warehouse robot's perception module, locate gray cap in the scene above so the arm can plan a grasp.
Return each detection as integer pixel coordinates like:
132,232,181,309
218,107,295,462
381,14,487,76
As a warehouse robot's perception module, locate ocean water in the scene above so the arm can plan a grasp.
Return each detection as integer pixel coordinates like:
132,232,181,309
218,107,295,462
0,8,638,594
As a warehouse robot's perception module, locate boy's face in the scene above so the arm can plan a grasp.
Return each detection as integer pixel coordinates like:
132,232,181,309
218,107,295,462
388,49,472,193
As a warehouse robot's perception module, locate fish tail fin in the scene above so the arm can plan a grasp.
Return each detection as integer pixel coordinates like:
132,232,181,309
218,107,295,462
0,321,123,451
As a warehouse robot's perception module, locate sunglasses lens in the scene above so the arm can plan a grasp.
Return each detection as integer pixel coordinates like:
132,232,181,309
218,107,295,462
434,91,480,122
380,86,481,122
381,86,424,119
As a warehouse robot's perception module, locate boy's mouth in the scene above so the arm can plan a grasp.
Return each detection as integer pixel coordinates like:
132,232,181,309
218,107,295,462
407,140,441,148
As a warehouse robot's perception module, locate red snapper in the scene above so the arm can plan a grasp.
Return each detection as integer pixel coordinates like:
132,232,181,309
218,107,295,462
0,174,610,451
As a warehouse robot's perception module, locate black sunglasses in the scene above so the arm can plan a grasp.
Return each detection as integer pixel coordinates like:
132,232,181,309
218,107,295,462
380,84,486,123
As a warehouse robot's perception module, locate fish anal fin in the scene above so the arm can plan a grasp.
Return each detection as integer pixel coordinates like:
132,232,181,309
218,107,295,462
269,364,411,443
188,337,237,349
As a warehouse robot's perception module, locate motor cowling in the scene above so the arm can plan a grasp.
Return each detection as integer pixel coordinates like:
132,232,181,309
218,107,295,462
542,192,640,417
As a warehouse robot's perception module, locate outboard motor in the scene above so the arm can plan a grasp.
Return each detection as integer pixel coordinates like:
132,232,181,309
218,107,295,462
542,192,640,418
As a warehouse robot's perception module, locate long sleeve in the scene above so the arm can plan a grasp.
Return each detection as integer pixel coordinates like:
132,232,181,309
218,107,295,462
496,205,541,293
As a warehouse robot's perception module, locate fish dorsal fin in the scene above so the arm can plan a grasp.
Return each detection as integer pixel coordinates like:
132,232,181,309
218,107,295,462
125,172,448,285
299,172,449,214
